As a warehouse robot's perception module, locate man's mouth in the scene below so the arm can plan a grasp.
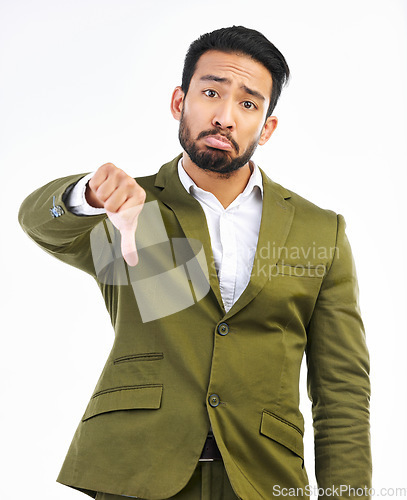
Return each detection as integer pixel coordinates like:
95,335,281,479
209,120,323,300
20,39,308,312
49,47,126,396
203,134,234,151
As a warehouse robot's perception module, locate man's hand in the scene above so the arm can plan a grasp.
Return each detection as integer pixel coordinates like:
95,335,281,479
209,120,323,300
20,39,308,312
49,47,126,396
86,163,146,266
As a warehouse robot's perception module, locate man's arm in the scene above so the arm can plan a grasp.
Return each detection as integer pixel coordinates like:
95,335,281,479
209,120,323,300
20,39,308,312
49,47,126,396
306,215,372,499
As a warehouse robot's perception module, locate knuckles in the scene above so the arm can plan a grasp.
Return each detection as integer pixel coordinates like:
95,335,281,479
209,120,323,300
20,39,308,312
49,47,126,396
100,162,117,171
91,163,146,209
103,199,116,212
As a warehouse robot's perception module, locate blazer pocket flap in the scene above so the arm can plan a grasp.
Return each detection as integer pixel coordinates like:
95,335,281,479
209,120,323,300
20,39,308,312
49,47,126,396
260,410,304,459
82,384,163,421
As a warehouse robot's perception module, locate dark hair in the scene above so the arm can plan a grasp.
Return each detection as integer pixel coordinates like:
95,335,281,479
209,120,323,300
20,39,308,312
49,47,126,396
181,26,290,117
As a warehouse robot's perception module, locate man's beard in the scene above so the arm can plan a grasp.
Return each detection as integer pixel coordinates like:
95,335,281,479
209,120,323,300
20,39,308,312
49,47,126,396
178,109,260,177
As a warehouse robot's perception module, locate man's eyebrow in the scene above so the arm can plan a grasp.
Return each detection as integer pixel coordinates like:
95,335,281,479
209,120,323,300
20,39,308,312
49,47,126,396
199,74,266,102
200,74,231,84
241,84,266,102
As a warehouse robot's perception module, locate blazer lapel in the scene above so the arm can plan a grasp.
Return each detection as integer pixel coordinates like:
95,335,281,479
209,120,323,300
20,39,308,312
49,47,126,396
222,170,295,320
154,156,225,312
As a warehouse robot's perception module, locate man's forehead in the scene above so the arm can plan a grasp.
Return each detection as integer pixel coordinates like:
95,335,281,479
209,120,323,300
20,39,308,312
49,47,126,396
192,50,273,95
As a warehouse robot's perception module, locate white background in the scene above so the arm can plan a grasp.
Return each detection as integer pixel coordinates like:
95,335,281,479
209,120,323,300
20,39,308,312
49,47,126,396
1,0,406,498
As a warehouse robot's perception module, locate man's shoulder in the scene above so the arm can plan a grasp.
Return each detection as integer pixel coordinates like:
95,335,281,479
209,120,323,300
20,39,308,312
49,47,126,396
134,172,160,191
133,155,181,196
262,169,338,223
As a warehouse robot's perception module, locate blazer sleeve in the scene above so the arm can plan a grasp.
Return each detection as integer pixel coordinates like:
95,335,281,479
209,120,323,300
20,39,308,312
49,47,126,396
18,174,107,276
306,214,372,498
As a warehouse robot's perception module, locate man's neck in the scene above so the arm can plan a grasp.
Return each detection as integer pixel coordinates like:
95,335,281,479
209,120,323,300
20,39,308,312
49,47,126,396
181,152,253,209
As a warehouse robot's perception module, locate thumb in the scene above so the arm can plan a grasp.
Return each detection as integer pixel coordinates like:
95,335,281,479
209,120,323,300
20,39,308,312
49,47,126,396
106,207,142,267
120,226,139,266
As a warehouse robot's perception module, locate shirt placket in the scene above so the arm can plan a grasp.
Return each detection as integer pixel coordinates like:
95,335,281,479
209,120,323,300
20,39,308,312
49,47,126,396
219,210,237,312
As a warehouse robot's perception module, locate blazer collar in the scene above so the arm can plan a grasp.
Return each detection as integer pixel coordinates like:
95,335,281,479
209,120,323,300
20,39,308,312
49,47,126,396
154,154,295,319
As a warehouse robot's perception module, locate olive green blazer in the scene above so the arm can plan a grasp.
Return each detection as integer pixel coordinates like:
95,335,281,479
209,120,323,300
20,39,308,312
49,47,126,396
18,154,371,499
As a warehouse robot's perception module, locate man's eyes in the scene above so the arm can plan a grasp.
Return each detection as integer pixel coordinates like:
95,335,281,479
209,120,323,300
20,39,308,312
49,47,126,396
242,101,257,110
202,90,257,110
203,89,219,98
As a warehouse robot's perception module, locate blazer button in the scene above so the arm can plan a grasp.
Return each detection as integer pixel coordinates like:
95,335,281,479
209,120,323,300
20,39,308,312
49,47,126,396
208,394,220,407
217,322,229,336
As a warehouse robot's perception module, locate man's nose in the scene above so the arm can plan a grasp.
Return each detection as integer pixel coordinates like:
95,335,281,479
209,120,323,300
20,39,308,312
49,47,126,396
211,100,236,131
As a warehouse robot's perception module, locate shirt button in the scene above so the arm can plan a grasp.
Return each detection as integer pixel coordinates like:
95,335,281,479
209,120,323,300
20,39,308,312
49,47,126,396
217,322,229,336
208,394,220,407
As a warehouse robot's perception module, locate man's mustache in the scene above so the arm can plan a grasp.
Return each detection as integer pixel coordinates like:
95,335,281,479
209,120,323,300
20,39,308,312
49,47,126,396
197,129,240,153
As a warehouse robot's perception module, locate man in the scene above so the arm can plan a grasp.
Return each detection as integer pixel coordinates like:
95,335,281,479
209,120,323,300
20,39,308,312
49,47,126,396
19,26,372,500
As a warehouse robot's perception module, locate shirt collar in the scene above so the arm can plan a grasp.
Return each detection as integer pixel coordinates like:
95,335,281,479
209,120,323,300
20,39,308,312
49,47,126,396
177,157,263,199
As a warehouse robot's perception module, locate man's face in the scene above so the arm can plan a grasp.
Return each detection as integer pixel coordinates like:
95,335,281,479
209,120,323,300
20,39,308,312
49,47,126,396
173,50,276,176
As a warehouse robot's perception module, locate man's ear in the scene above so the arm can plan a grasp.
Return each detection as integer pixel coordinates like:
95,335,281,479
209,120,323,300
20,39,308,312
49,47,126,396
171,86,185,121
258,115,278,146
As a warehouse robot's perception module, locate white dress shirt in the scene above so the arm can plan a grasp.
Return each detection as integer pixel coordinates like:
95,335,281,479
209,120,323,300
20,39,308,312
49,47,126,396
65,159,263,313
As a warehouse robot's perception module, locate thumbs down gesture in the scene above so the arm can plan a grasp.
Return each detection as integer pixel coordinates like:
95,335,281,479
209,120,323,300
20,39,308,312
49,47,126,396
86,163,146,266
